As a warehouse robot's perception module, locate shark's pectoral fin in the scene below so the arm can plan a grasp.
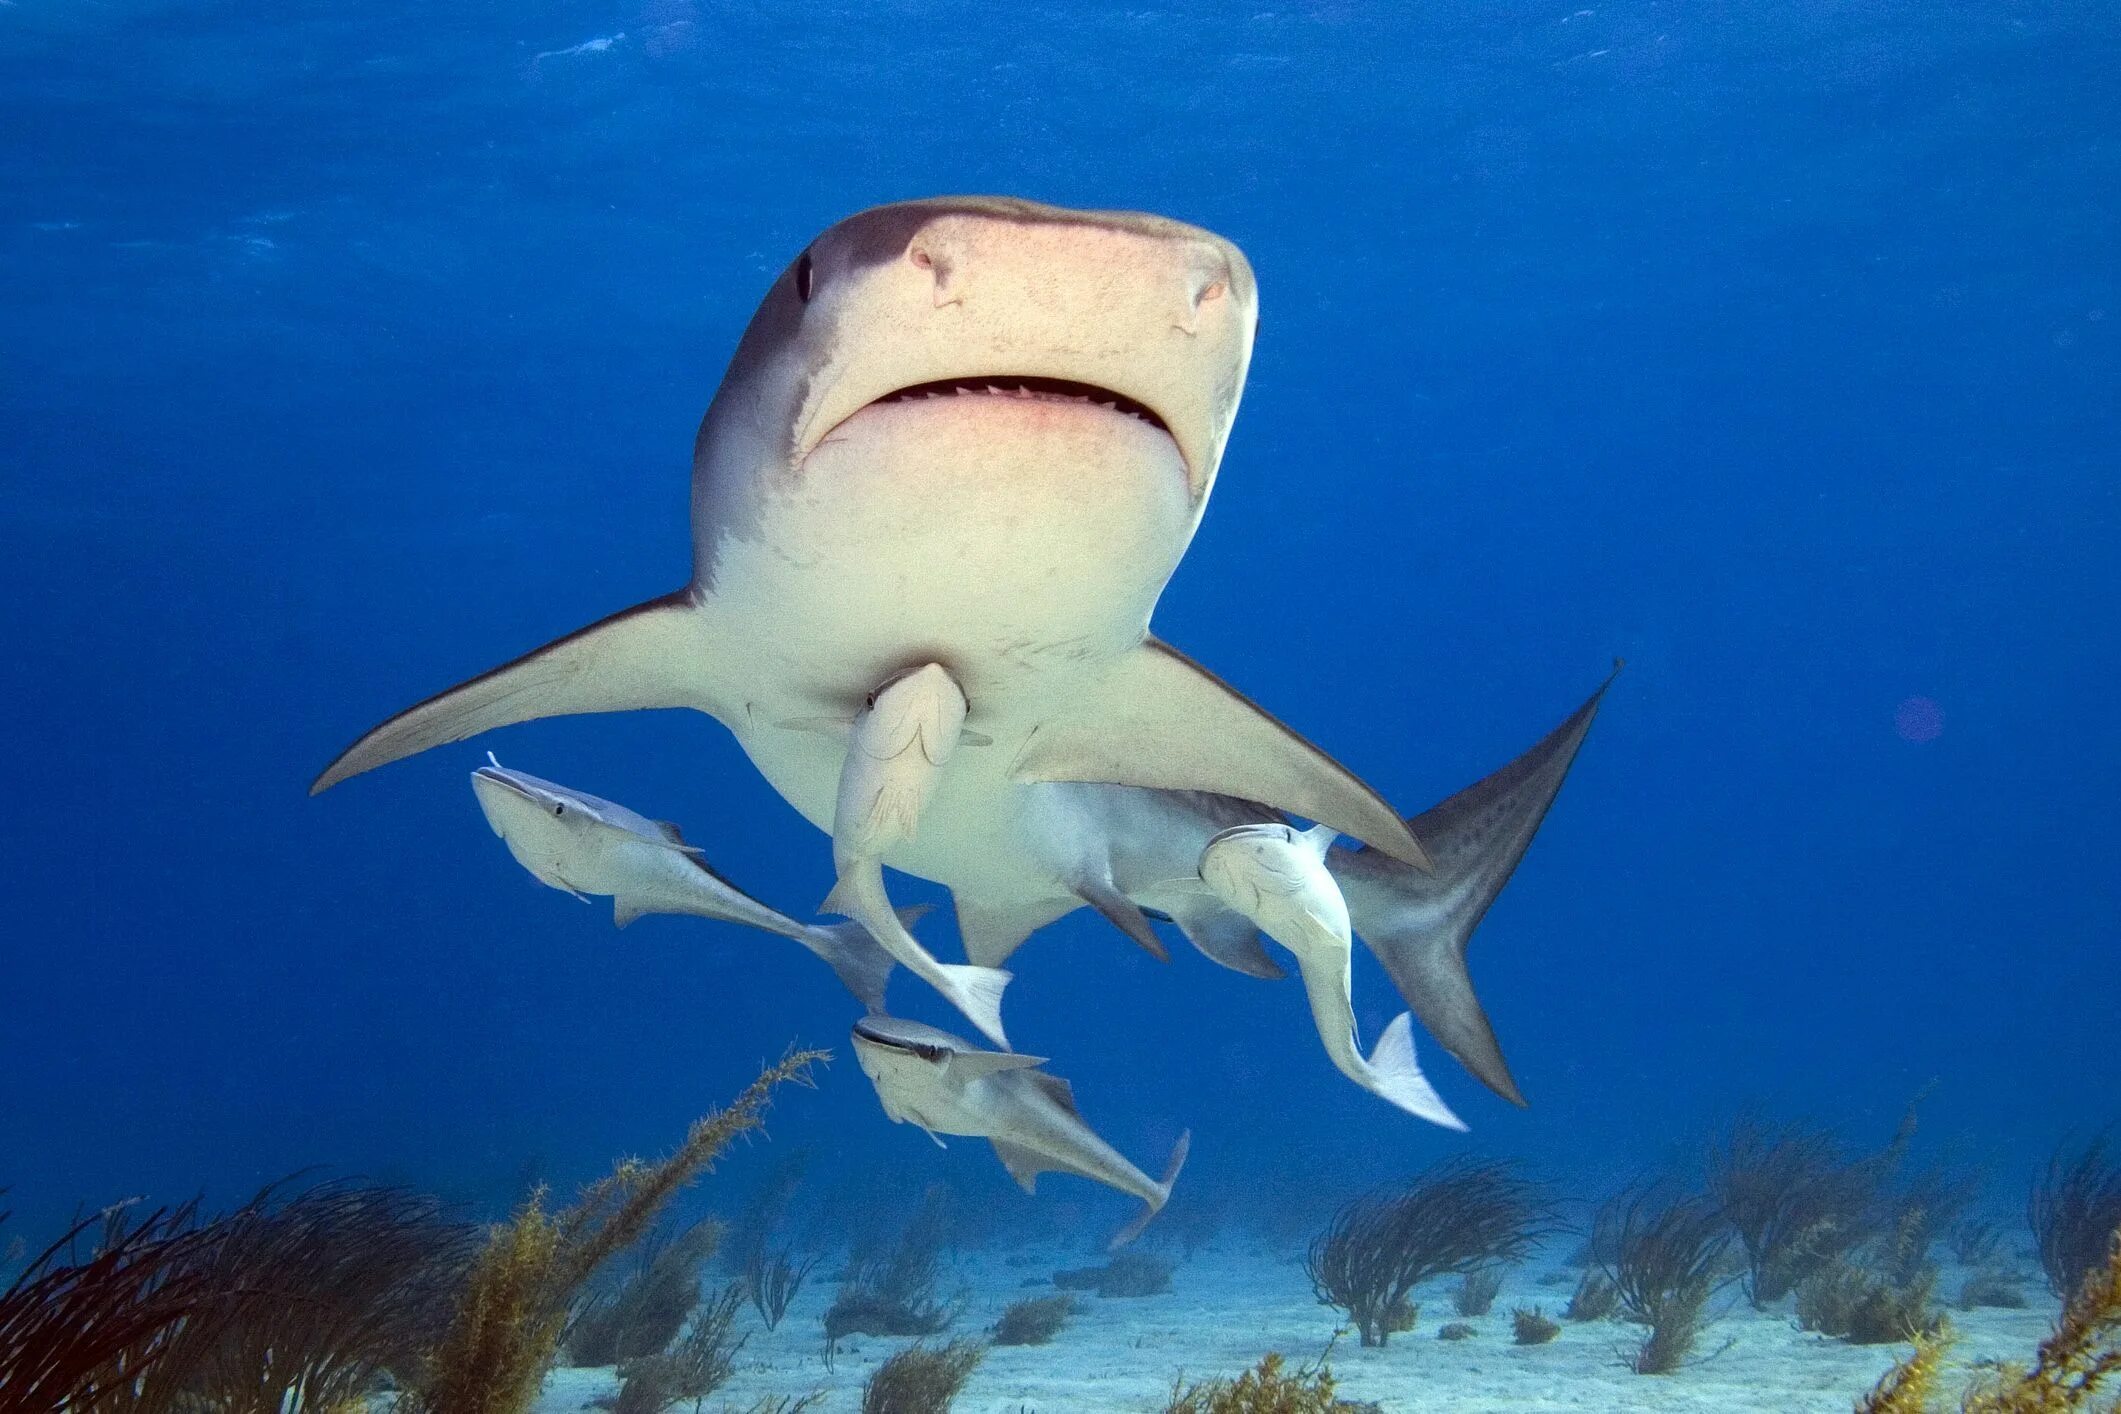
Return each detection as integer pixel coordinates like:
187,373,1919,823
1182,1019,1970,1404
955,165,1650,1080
1012,639,1429,869
312,592,720,793
992,1139,1056,1194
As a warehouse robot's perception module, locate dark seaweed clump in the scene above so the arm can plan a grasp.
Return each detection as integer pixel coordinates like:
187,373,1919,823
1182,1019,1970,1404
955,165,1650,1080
571,1215,722,1366
1708,1117,1893,1306
823,1187,956,1361
992,1293,1074,1346
1305,1160,1551,1347
0,1183,472,1414
1602,1186,1733,1375
1511,1306,1560,1345
1053,1250,1173,1298
2031,1135,2121,1304
860,1338,984,1414
1794,1257,1941,1345
1453,1265,1504,1317
1436,1321,1476,1341
729,1152,819,1332
1959,1267,2030,1310
604,1281,747,1414
1563,1268,1620,1322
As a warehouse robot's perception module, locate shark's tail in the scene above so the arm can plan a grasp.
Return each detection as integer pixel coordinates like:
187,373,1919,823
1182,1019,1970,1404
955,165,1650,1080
1109,1129,1192,1251
1364,1013,1467,1132
1329,667,1616,1107
799,905,929,1014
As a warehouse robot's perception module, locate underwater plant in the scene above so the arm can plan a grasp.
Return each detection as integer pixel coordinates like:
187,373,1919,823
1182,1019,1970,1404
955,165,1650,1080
1511,1305,1561,1344
1304,1160,1552,1347
860,1338,985,1414
1162,1349,1353,1414
1053,1249,1174,1298
1453,1264,1504,1317
991,1293,1074,1346
1957,1228,2121,1412
1,1182,473,1414
729,1151,817,1331
1436,1321,1476,1341
1853,1329,1954,1414
1960,1268,2031,1310
1602,1186,1733,1375
1708,1116,1893,1306
2030,1135,2121,1303
1954,1215,2006,1267
823,1186,958,1361
570,1215,722,1366
1563,1268,1620,1322
1794,1255,1943,1345
406,1048,824,1414
0,1201,211,1413
609,1281,747,1414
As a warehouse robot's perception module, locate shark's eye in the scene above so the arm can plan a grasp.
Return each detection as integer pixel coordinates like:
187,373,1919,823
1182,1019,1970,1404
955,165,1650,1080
795,251,814,303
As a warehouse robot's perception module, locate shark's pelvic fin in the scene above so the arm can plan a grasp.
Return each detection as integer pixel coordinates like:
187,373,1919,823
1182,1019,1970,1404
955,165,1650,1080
798,911,923,1014
954,893,1074,969
1073,873,1171,962
1168,903,1286,980
1108,1129,1191,1251
1011,639,1430,870
824,862,1013,1048
312,592,717,794
1332,667,1616,1107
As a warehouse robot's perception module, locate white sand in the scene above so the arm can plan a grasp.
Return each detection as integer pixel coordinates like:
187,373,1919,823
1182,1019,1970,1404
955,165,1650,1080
531,1244,2056,1412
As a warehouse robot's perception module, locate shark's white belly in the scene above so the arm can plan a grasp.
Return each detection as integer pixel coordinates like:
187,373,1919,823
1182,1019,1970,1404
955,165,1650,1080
704,397,1198,898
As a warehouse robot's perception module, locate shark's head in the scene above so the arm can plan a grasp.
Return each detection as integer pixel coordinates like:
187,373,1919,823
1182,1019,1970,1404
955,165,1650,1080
696,196,1258,541
470,760,649,894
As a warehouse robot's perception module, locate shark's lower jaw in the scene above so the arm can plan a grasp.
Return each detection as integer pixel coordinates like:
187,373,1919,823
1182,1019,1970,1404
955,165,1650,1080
869,376,1171,437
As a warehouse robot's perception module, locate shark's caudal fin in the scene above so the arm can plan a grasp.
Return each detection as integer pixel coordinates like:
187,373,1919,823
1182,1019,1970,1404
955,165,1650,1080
799,906,928,1014
1109,1129,1192,1251
1364,1013,1468,1132
1331,668,1616,1107
311,593,719,794
1011,639,1431,870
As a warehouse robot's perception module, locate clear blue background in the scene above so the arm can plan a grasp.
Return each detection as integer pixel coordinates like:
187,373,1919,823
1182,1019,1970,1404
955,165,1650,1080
2,0,2115,1241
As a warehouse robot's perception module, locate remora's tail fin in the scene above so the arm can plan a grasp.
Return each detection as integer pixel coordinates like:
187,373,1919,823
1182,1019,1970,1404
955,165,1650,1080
1331,667,1616,1106
1109,1129,1192,1251
824,864,1012,1048
800,905,929,1013
1012,639,1430,870
312,592,718,794
1364,1013,1467,1132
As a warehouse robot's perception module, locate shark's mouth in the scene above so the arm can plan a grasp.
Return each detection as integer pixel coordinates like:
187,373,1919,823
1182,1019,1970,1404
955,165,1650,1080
864,375,1171,438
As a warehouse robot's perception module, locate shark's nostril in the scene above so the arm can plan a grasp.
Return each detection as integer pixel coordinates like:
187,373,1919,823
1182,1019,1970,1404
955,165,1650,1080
1199,280,1226,304
910,247,934,270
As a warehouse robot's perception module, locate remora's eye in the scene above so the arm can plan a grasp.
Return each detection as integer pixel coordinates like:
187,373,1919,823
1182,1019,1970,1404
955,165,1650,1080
795,251,814,303
552,803,565,818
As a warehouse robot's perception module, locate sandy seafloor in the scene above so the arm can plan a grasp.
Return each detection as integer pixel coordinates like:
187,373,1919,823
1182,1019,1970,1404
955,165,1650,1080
527,1240,2056,1413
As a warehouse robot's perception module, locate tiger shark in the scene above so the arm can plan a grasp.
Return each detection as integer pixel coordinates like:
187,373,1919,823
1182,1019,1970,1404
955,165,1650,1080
311,196,1428,1040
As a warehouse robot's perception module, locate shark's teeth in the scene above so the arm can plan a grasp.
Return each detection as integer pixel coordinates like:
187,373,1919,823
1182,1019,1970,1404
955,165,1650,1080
872,376,1169,434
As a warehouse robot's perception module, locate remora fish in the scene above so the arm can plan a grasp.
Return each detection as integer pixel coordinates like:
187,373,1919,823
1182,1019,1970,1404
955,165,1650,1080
470,759,901,1011
816,663,1010,1046
850,1014,1190,1250
969,671,1617,1107
312,197,1428,1013
1200,822,1465,1130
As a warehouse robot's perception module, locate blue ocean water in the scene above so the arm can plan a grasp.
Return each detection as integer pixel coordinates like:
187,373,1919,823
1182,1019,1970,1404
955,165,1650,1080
2,0,2116,1354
